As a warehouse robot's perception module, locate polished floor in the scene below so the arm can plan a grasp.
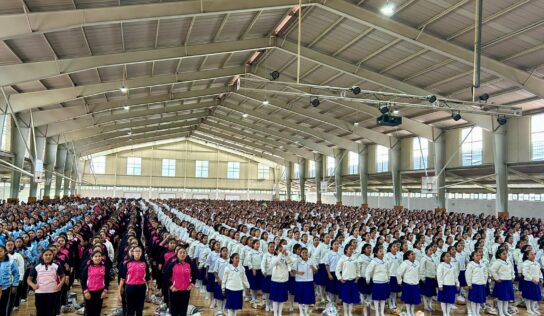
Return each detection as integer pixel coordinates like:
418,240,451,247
12,281,541,316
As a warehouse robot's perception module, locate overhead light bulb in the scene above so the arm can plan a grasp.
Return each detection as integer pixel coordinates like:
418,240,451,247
127,131,132,135
263,100,269,105
380,1,395,16
242,113,248,118
120,85,128,93
123,105,130,110
354,122,359,126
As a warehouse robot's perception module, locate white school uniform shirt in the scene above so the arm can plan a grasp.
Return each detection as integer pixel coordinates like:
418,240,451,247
521,260,543,282
271,253,293,283
465,261,488,286
357,254,372,280
490,259,514,281
455,251,468,271
413,248,424,262
365,258,390,283
214,257,229,281
295,258,317,282
198,247,211,269
437,262,459,288
385,252,402,277
397,260,420,285
221,264,250,292
249,249,263,271
324,250,341,273
242,245,253,267
205,251,219,273
261,252,274,276
335,254,359,281
419,255,437,279
314,243,330,265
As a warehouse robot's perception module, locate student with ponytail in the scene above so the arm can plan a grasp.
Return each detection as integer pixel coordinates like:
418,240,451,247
491,247,515,316
221,253,250,316
466,250,487,316
397,250,421,316
521,250,542,315
365,246,390,316
437,252,459,316
80,250,109,316
119,246,152,316
164,247,196,316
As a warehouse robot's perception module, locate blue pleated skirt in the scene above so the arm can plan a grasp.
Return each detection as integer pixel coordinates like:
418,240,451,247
358,277,372,295
270,281,289,303
249,269,263,290
522,280,542,301
468,284,486,304
340,279,361,304
390,276,402,293
493,280,514,301
326,273,339,295
206,272,216,293
245,266,253,287
458,270,468,287
401,283,421,305
197,267,206,281
295,281,316,305
225,289,243,310
421,277,437,297
262,275,271,294
437,285,456,304
372,282,391,301
315,264,327,286
214,282,225,300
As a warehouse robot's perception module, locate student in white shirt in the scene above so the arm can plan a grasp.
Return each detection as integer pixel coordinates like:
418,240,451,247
385,241,402,309
437,252,459,316
314,234,331,303
213,247,229,315
397,250,421,316
221,253,250,316
248,239,264,308
521,250,543,315
324,240,341,304
261,242,275,312
490,248,515,316
466,250,488,316
294,247,317,316
270,245,294,316
357,243,373,316
336,244,360,316
365,246,390,316
419,244,437,311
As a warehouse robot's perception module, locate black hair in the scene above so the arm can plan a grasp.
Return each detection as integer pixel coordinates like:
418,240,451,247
229,253,239,264
495,248,507,260
343,243,352,255
373,246,383,256
403,250,414,261
361,243,372,254
440,252,449,262
469,251,478,261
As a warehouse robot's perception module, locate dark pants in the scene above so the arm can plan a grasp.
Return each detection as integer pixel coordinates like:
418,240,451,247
0,288,11,316
7,285,17,315
125,284,146,316
169,290,191,316
35,292,58,316
19,268,30,300
84,291,103,316
13,282,23,308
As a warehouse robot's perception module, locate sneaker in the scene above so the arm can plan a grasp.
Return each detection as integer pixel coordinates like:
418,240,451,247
21,299,26,303
76,307,85,315
13,307,18,311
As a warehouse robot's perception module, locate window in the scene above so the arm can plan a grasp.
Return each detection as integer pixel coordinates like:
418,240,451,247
294,163,300,179
196,160,209,178
376,145,389,172
462,127,483,166
327,156,335,176
126,157,141,176
90,156,106,175
348,151,358,174
257,164,269,180
162,159,176,177
532,114,544,160
308,160,316,178
227,161,240,179
413,138,429,170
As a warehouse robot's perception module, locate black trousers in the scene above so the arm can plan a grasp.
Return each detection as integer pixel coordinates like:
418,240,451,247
84,291,103,316
35,292,59,316
169,290,191,316
0,288,11,316
13,282,23,307
125,284,146,316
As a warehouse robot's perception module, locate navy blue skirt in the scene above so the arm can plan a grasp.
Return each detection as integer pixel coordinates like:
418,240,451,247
437,285,456,304
468,284,486,304
245,266,253,287
262,275,271,294
288,275,296,295
390,276,402,293
340,279,361,304
458,270,468,287
358,278,372,295
421,277,437,297
401,283,421,305
522,280,542,301
206,272,216,293
326,273,339,295
249,269,263,290
225,289,243,310
493,280,514,301
315,264,327,286
295,281,316,305
214,282,224,300
270,281,289,303
372,282,391,301
519,279,527,294
197,267,206,281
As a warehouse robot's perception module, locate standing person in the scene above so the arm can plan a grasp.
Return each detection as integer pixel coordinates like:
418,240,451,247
357,243,373,316
365,246,390,316
437,252,459,316
213,247,230,315
164,247,196,316
385,242,402,310
397,250,421,316
222,253,250,316
270,245,293,316
0,245,18,316
248,239,264,308
5,240,24,314
261,242,276,312
419,244,437,311
27,249,64,316
80,251,109,316
295,247,317,316
314,234,331,304
336,244,360,316
205,240,220,309
491,248,515,316
521,250,542,315
119,246,152,316
324,240,341,304
466,251,488,316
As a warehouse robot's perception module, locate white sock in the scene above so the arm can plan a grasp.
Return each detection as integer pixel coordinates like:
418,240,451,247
227,309,234,316
289,294,294,309
374,301,380,316
504,301,511,316
410,304,415,316
210,298,216,308
441,302,448,316
348,303,353,316
343,303,349,316
299,304,305,316
380,300,386,316
279,302,284,316
273,301,279,316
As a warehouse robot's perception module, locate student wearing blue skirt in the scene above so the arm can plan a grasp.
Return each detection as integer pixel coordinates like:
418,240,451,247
437,252,459,316
261,242,275,312
221,253,250,316
385,241,402,310
336,244,360,316
466,251,488,316
248,239,264,308
521,250,543,315
357,243,373,316
365,246,390,316
288,244,302,312
397,250,421,316
454,241,468,301
295,247,317,316
314,234,331,303
205,240,220,309
213,247,229,315
491,248,515,316
420,244,437,311
270,245,293,316
324,240,341,304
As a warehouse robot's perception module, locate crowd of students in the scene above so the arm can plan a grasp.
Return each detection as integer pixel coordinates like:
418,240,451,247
0,198,542,316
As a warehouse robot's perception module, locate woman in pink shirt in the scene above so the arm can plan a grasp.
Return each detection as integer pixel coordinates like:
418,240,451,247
119,246,152,316
27,249,65,316
80,251,109,316
164,247,196,316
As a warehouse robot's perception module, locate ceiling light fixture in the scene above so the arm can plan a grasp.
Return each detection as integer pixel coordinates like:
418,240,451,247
354,122,360,126
379,103,390,114
497,115,508,126
310,96,320,107
452,111,462,121
425,95,437,103
380,1,395,16
350,86,361,95
123,105,130,110
270,71,280,81
120,85,128,93
479,93,490,102
263,100,270,105
242,113,249,118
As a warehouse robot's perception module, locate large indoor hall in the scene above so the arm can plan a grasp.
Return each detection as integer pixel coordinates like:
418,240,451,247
0,0,542,316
